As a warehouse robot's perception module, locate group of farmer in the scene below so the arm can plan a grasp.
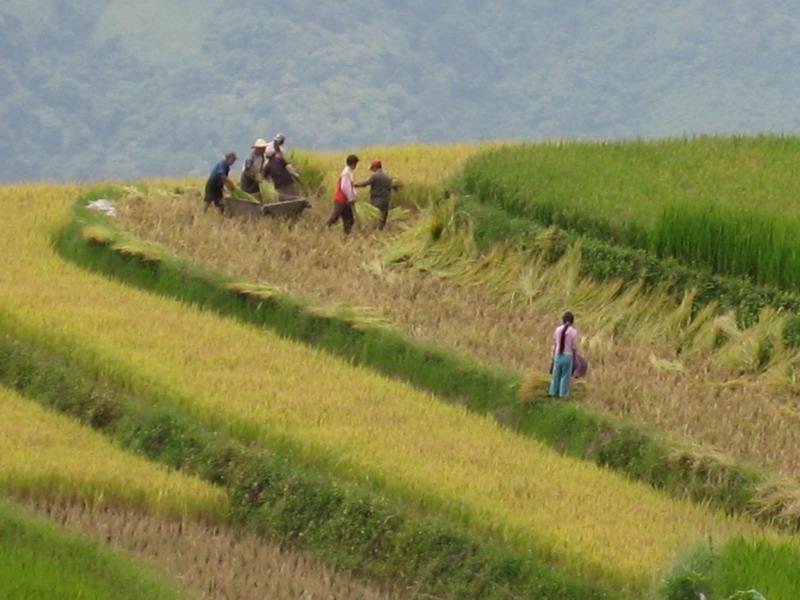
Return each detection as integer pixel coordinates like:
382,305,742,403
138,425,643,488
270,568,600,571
204,137,583,397
203,135,399,233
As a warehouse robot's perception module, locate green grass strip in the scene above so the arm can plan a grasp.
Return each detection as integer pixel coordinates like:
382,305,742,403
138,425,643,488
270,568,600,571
661,537,800,600
0,499,181,600
0,327,614,600
57,190,800,536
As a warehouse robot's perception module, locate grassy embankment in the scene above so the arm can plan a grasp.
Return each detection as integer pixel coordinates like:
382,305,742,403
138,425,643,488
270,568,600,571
4,184,797,598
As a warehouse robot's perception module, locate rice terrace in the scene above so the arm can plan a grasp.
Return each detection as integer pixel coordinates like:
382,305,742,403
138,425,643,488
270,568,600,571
1,136,800,600
6,3,800,599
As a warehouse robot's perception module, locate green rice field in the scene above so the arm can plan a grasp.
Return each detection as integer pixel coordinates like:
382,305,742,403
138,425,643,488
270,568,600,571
461,136,800,288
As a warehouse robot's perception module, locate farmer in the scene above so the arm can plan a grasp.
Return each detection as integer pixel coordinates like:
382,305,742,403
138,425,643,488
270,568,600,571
203,152,237,213
326,154,359,235
240,138,269,198
355,160,400,230
263,133,301,201
549,311,579,398
270,132,286,156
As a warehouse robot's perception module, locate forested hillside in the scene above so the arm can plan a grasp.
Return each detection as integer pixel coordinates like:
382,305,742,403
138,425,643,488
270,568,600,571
3,0,800,181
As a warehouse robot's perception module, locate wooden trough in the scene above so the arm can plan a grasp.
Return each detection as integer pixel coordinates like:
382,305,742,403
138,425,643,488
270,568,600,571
223,197,311,220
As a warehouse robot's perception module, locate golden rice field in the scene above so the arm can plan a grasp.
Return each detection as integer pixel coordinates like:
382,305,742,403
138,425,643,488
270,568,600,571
116,180,800,483
297,143,491,191
0,384,225,520
0,184,773,594
0,353,393,599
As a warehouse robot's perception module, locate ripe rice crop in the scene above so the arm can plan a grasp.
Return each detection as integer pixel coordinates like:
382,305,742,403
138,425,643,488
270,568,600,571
0,184,766,594
460,136,800,288
116,181,800,483
0,383,226,520
297,143,493,207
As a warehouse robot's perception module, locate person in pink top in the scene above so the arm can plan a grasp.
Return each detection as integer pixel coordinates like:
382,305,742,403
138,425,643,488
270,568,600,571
549,311,579,397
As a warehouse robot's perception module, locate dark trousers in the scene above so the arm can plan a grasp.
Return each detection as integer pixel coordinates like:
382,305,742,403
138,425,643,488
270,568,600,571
372,200,389,230
203,181,224,213
326,202,355,234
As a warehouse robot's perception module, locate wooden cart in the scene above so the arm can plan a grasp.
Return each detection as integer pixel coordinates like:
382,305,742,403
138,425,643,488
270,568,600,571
223,197,310,219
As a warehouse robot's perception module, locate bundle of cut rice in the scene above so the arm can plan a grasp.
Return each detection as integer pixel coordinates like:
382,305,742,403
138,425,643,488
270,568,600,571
231,189,261,204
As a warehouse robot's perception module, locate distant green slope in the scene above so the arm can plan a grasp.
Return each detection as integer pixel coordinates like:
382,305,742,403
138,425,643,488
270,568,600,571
3,1,800,181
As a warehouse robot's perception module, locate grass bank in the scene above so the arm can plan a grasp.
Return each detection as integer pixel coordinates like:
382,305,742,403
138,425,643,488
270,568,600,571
662,537,800,600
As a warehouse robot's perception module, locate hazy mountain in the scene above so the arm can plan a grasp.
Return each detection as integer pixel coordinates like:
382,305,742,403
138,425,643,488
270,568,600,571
3,1,800,181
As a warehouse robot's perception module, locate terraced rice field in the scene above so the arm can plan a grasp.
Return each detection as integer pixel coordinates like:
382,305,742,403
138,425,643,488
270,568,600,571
0,380,394,599
8,134,800,598
115,177,800,484
0,184,781,596
0,385,225,518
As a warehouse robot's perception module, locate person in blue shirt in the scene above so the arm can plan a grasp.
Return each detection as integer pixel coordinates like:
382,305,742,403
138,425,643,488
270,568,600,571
204,152,238,213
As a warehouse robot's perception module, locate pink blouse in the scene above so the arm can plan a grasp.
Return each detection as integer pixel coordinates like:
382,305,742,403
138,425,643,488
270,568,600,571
552,324,579,356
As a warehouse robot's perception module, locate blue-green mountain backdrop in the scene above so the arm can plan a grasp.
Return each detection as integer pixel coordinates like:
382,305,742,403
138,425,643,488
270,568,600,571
2,1,799,181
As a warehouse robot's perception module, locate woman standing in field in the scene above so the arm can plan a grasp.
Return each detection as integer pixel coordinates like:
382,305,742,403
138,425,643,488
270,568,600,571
549,312,578,398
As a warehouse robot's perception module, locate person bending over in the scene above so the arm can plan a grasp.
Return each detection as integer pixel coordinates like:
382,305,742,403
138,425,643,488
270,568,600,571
263,133,301,201
204,152,237,213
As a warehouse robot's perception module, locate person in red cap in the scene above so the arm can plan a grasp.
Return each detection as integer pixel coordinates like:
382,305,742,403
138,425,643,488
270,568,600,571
355,159,400,230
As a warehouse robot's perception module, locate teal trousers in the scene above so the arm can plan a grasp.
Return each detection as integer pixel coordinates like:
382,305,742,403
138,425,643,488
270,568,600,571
549,353,574,397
